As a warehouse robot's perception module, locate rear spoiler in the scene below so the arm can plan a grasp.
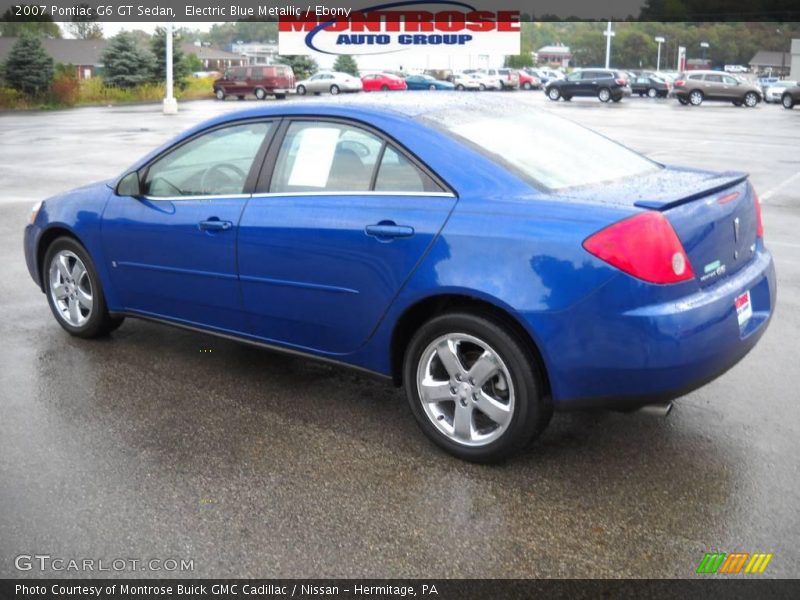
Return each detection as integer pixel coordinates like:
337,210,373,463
634,172,749,211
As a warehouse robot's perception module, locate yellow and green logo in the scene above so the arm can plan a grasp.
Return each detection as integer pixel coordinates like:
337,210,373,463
696,552,773,574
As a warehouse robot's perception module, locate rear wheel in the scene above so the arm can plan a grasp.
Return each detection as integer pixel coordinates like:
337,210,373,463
44,237,123,338
254,88,266,100
523,82,532,90
744,92,758,107
296,84,306,95
547,87,561,101
404,312,551,463
689,90,703,106
612,95,622,103
429,84,437,90
214,88,225,100
381,84,389,91
456,84,465,91
330,84,340,95
783,93,795,109
479,83,486,91
647,87,658,98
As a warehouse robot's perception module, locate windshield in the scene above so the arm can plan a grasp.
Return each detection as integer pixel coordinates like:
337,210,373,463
422,108,660,190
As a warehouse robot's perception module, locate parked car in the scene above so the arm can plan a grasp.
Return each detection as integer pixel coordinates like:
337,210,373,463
672,71,762,107
404,74,454,91
763,80,797,103
451,73,481,91
23,97,775,462
296,71,363,95
724,65,749,73
517,70,541,90
361,73,407,92
630,74,670,98
545,69,631,103
757,76,781,96
213,65,294,100
781,84,800,109
470,72,501,91
481,68,519,90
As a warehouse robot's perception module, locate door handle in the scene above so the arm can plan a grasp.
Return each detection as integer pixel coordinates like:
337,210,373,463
365,222,415,241
198,219,232,231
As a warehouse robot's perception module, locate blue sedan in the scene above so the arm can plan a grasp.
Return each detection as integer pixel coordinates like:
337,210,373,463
404,74,455,90
24,96,775,462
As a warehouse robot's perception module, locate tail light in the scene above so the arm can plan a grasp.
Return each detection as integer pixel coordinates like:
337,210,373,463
675,80,685,87
754,188,764,238
583,211,694,284
615,78,626,86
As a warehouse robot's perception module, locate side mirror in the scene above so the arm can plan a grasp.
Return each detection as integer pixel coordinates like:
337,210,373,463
116,171,142,197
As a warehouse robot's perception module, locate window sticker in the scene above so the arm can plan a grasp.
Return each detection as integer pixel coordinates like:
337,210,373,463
287,127,340,188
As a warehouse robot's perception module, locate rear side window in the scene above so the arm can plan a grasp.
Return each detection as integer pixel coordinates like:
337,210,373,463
705,74,723,82
268,121,442,194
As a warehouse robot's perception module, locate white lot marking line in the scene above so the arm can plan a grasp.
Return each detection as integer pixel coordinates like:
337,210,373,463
762,171,800,202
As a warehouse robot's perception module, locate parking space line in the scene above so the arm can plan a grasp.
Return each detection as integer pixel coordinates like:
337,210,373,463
762,171,800,202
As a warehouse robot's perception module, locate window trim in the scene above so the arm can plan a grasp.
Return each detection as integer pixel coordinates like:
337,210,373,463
134,118,278,201
255,116,455,197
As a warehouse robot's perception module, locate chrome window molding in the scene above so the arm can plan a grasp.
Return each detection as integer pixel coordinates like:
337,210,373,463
143,191,456,201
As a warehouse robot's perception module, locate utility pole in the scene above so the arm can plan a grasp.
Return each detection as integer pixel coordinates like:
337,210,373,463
163,21,178,114
604,21,615,69
655,36,665,72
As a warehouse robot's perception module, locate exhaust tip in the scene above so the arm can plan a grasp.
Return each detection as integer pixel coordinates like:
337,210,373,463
637,402,673,417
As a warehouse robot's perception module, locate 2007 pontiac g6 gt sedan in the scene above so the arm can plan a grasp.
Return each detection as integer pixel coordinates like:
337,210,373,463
24,96,776,462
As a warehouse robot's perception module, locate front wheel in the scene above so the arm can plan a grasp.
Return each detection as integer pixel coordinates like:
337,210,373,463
456,84,465,91
429,84,437,91
296,85,306,95
783,93,795,109
647,87,658,98
214,88,225,100
547,87,561,101
523,82,532,90
597,88,611,102
330,84,340,95
677,96,689,105
403,312,551,463
44,237,123,338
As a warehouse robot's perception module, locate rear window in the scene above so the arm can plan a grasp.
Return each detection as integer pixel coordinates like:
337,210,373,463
423,108,659,191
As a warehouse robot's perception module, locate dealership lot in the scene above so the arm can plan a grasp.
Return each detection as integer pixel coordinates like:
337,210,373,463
1,93,799,577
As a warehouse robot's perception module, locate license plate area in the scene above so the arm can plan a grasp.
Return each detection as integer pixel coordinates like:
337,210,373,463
735,290,752,327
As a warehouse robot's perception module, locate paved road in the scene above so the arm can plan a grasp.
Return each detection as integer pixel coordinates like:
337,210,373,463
1,94,798,578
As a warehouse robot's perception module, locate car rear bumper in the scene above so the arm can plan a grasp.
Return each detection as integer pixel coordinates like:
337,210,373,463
529,246,776,410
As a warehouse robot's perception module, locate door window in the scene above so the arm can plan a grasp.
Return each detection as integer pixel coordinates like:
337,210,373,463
270,122,383,193
144,122,272,197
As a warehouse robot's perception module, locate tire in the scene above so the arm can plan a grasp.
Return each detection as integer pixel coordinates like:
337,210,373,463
783,93,795,109
381,84,389,91
479,84,486,91
744,92,758,107
43,237,123,339
456,84,465,91
689,90,703,106
547,87,561,101
214,88,225,101
236,95,245,101
597,88,611,102
296,85,306,95
330,84,340,95
523,82,532,90
429,84,437,90
403,312,551,463
677,96,689,105
563,95,572,101
612,95,622,103
254,88,266,100
647,87,658,98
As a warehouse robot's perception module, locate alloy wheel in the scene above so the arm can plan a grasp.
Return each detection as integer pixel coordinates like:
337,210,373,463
416,333,515,447
49,250,93,327
598,88,611,102
690,90,703,105
744,93,758,107
783,94,794,109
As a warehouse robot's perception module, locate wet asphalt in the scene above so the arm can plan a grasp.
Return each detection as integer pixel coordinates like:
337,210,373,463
0,93,798,578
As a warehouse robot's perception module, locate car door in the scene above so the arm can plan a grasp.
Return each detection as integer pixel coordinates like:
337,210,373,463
721,74,740,99
703,73,724,99
102,120,275,331
237,118,457,354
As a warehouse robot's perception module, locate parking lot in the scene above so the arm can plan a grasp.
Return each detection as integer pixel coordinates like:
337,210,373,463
1,92,799,578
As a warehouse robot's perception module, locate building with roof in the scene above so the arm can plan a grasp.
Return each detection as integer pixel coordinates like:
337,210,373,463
0,37,108,80
749,49,792,76
185,43,245,71
535,44,571,68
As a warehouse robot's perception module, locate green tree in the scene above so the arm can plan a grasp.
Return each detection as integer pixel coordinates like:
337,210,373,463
4,33,54,96
65,4,103,40
184,52,204,74
150,27,190,88
0,6,61,37
276,55,318,80
101,32,154,88
332,55,359,76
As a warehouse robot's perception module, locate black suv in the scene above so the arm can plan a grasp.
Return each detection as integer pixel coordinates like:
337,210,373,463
545,69,631,103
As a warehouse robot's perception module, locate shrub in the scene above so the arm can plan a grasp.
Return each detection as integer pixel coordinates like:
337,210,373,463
51,72,80,106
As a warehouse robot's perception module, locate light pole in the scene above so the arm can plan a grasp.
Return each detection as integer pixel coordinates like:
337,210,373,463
163,22,178,114
604,21,615,69
700,41,709,65
655,36,665,72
